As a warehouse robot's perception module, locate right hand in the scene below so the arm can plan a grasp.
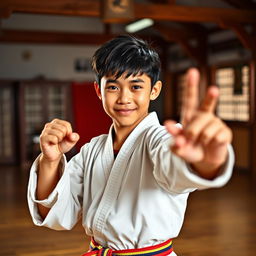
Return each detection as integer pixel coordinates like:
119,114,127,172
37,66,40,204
39,119,80,162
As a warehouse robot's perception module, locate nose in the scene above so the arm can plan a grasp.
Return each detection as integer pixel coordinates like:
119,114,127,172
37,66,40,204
117,88,131,104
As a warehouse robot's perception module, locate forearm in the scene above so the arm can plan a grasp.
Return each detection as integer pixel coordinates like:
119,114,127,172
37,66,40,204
36,154,62,218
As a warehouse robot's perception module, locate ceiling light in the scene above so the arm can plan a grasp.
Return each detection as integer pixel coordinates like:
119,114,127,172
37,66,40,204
125,18,154,33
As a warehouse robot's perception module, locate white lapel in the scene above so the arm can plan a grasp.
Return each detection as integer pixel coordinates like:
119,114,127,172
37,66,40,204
93,112,160,236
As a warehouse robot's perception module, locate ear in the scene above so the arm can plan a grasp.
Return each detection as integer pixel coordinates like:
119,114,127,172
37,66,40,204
150,81,162,100
94,82,102,100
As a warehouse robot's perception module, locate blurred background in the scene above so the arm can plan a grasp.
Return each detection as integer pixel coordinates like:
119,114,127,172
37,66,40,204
0,0,256,255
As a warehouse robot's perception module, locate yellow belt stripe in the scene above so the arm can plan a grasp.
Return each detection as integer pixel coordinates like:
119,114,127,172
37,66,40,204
103,249,110,256
115,240,173,256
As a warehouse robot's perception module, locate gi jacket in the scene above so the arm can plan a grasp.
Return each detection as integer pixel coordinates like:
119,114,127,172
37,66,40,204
28,112,234,251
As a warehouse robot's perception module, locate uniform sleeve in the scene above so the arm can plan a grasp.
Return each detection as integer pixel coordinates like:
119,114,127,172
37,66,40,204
27,147,87,231
148,126,235,194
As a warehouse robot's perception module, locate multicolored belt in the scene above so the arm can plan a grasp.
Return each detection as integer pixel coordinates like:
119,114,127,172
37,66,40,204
81,238,173,256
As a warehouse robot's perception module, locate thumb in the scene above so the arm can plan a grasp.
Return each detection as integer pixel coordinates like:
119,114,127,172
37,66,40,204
164,120,182,136
68,132,80,142
59,132,80,153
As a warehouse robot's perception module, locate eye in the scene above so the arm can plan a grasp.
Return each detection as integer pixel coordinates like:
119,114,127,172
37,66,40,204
106,85,118,91
132,85,143,90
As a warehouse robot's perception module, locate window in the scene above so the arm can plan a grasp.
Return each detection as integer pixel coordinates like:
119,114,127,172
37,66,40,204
0,85,15,163
0,88,12,158
24,86,44,136
216,65,249,121
20,81,71,163
48,85,67,121
174,65,250,122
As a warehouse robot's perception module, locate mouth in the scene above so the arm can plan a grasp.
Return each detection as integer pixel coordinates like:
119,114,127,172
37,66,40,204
115,108,136,116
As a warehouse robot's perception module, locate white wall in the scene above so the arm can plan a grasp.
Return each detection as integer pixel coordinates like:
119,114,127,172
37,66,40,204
0,43,98,81
0,14,107,80
0,13,127,81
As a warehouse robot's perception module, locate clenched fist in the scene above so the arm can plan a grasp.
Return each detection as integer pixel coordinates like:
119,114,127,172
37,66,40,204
39,119,80,162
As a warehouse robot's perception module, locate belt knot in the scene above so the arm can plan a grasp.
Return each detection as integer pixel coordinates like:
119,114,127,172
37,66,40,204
82,241,113,256
97,248,113,256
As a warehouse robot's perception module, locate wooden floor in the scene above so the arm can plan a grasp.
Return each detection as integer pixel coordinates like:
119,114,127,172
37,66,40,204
0,165,255,256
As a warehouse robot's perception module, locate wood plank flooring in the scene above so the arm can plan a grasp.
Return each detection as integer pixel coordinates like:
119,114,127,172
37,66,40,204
0,165,255,256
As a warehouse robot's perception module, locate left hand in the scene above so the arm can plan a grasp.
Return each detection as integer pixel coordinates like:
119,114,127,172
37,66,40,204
164,68,232,178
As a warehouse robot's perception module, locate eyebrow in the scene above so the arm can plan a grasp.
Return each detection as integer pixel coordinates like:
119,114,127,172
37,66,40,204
105,78,145,84
129,79,145,83
106,79,118,84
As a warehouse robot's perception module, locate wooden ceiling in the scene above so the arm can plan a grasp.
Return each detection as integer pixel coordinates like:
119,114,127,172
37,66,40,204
0,0,256,22
0,0,255,63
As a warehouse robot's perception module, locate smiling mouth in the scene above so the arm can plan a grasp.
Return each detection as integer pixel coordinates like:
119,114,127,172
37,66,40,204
115,109,136,115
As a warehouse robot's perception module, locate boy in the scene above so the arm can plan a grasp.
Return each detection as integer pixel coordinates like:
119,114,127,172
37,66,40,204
28,35,234,256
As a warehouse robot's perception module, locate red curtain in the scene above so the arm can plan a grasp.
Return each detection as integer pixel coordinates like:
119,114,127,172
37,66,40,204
72,82,112,150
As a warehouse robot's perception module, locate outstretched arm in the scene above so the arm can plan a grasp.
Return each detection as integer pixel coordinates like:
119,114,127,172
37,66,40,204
165,68,232,179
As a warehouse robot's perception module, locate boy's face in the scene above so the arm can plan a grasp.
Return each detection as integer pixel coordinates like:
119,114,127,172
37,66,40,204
95,72,162,133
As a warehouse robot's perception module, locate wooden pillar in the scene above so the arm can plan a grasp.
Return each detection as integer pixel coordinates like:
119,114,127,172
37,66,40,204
247,25,256,186
162,70,174,120
17,82,26,168
159,41,175,120
197,36,209,102
250,58,256,186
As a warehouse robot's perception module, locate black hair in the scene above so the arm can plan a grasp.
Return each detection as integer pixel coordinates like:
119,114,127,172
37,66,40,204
91,35,161,86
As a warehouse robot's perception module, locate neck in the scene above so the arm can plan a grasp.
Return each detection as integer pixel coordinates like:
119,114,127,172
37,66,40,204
112,112,150,150
112,126,132,151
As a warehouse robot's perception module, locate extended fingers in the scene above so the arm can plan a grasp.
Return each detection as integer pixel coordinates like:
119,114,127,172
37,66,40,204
181,68,200,125
200,86,219,113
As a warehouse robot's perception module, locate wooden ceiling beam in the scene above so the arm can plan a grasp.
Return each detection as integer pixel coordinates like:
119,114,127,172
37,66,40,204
137,4,256,23
0,0,256,23
154,23,207,64
0,0,99,18
220,22,256,51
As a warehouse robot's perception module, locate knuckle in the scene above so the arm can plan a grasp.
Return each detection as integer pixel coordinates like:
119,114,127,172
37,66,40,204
39,134,44,142
64,120,72,129
51,118,60,123
44,122,50,129
54,130,63,139
40,129,48,139
53,136,59,144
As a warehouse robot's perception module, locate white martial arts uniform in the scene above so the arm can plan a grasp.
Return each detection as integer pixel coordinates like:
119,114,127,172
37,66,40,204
27,112,234,255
